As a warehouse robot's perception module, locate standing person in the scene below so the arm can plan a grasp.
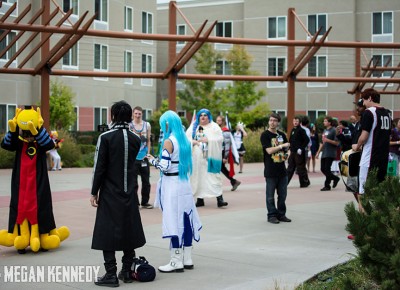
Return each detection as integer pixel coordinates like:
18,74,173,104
90,101,146,287
307,123,320,173
215,115,241,191
389,118,400,175
316,116,340,191
186,109,227,208
48,131,63,171
260,113,291,224
147,111,202,273
301,117,312,171
336,120,352,152
233,122,247,173
287,116,310,188
353,88,391,209
129,106,153,209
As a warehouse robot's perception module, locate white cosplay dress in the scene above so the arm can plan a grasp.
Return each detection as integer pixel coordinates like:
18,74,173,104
154,135,202,245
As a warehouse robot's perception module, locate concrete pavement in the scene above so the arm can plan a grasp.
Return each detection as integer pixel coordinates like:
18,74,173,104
0,162,357,289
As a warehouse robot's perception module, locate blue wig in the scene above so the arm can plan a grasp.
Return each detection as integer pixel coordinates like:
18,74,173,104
191,108,213,139
160,110,192,180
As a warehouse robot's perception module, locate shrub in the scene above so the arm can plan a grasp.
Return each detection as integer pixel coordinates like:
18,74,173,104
0,134,15,168
345,171,400,289
57,130,82,167
243,128,263,163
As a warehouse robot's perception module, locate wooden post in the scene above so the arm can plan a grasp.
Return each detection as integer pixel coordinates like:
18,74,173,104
168,1,177,111
287,8,295,133
41,0,50,131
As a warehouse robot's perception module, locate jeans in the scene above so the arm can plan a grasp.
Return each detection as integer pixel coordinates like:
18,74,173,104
265,175,288,219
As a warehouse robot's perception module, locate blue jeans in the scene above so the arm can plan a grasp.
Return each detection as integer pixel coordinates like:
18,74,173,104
265,176,288,219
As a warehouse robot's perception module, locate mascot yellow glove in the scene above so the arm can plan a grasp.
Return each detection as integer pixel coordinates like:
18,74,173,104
8,107,22,133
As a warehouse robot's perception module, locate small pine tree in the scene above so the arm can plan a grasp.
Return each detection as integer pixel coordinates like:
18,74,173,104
345,170,400,289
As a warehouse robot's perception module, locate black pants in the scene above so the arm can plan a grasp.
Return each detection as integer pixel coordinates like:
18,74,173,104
133,160,151,205
103,250,136,273
321,157,339,188
221,163,236,186
287,151,309,187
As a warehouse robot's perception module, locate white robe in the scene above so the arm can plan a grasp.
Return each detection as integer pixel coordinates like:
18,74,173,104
186,121,223,198
154,135,202,245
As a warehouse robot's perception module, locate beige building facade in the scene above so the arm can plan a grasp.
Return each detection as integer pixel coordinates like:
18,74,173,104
157,0,400,123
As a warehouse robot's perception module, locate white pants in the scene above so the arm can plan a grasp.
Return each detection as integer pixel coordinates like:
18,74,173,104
49,149,61,170
358,166,369,194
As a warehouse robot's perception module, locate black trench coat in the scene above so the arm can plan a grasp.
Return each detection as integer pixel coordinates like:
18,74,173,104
91,123,146,251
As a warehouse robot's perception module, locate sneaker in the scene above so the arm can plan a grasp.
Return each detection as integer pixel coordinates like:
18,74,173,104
320,187,331,191
278,216,292,222
51,168,56,171
333,177,340,188
268,217,280,224
231,180,241,191
141,203,153,209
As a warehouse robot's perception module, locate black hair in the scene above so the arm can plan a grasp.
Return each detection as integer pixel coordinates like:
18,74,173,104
269,113,281,122
361,88,380,103
111,100,132,123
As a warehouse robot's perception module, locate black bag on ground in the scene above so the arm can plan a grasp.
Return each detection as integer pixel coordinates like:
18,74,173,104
131,256,156,282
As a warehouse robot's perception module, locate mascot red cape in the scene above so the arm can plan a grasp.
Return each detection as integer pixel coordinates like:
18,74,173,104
0,106,69,253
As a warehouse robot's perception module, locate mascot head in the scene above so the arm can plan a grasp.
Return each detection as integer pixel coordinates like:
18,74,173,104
17,108,39,131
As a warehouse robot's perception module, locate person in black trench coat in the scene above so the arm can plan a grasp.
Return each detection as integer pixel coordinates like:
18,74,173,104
90,100,146,287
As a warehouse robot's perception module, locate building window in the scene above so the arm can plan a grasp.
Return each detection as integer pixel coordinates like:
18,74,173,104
63,0,79,15
94,44,108,70
70,107,78,131
268,57,285,77
63,43,78,67
124,6,133,31
124,50,133,84
141,54,153,86
307,110,327,124
177,110,186,118
372,12,392,35
94,107,108,130
142,109,152,121
216,60,231,75
372,54,392,78
268,16,286,39
177,24,186,46
308,14,327,35
216,21,232,38
0,30,17,60
0,104,16,133
308,56,326,77
142,11,153,34
95,0,108,22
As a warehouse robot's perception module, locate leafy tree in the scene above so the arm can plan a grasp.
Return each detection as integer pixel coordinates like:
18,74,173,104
49,80,76,130
178,44,265,122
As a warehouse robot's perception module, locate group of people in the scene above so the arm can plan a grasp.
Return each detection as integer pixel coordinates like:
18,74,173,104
90,103,246,287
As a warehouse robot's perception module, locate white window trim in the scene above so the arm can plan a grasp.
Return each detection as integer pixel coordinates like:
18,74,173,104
267,16,287,40
62,43,79,70
0,30,18,67
93,43,109,81
267,56,287,88
124,50,133,84
94,0,109,30
215,21,233,50
306,13,328,40
141,11,153,45
371,53,394,87
94,107,108,130
141,54,153,86
307,55,328,88
124,6,133,32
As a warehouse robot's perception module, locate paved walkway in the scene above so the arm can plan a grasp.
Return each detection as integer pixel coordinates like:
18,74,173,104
0,162,356,289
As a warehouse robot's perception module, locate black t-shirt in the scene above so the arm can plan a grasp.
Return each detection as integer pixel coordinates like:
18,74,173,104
260,129,288,178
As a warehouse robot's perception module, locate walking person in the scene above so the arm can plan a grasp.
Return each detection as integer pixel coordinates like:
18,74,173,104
147,111,202,273
90,101,146,287
307,124,319,173
316,116,340,191
233,122,247,173
216,115,241,191
260,113,291,224
129,106,153,209
186,109,227,208
287,116,311,188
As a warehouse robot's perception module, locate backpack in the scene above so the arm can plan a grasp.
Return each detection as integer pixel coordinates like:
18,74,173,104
131,256,156,282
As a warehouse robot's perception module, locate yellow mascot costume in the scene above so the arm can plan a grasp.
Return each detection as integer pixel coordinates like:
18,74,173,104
0,106,69,253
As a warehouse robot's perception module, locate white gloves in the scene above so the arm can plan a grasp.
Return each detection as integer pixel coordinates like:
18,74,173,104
297,149,302,155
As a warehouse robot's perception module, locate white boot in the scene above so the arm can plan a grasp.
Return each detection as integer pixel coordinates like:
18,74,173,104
158,248,184,273
183,247,194,269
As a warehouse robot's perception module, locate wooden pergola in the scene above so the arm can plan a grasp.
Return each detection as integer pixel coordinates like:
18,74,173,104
0,1,399,132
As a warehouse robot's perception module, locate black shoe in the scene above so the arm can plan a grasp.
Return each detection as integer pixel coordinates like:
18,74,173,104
268,217,280,224
320,187,331,191
118,270,133,283
231,180,241,191
141,203,153,209
196,198,204,207
94,273,119,287
333,178,340,188
278,216,292,222
300,181,310,188
216,196,228,207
